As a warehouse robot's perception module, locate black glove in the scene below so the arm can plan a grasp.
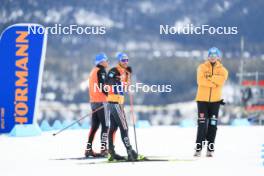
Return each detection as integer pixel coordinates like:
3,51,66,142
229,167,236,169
126,66,132,74
108,70,120,82
219,99,226,105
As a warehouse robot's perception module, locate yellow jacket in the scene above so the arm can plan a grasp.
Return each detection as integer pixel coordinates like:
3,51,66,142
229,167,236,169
195,60,228,102
106,64,129,104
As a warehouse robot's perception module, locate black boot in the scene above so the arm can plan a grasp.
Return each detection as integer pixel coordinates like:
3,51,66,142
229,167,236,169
97,142,108,157
84,143,98,158
206,150,214,157
108,148,125,161
97,149,108,158
127,147,138,161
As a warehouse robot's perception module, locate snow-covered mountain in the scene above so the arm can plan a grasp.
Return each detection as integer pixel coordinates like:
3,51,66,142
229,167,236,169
1,0,263,56
1,0,264,108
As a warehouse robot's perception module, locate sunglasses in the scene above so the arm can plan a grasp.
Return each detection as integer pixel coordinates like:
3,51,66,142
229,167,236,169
208,54,218,58
120,58,129,63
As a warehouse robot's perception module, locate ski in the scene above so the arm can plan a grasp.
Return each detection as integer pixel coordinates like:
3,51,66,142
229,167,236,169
52,156,107,160
52,155,197,163
77,156,197,165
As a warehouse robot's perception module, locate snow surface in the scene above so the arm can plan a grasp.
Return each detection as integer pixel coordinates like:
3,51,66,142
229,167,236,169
0,126,264,176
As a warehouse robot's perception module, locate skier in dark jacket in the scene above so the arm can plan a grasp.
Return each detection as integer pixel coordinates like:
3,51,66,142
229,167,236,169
106,52,139,161
85,53,109,158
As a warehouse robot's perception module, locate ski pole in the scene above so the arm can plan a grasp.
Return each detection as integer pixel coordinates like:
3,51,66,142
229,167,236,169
125,69,139,154
128,90,139,154
52,105,104,136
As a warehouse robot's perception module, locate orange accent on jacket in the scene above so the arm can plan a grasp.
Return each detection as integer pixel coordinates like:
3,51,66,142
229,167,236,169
106,64,129,104
89,67,107,102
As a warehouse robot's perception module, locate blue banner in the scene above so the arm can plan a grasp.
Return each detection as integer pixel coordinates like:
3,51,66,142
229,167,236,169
0,24,47,133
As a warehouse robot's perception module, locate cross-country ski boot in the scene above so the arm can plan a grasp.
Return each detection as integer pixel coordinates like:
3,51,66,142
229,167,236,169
127,147,138,161
206,150,214,157
84,143,98,158
108,148,125,161
193,150,202,157
98,149,108,158
85,149,98,158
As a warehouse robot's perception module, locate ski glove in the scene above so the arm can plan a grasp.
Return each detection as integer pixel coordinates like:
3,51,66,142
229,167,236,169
126,66,132,74
219,99,226,105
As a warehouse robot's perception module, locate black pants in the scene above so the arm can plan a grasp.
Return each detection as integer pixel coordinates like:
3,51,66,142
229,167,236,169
195,101,220,152
108,103,132,152
87,102,109,151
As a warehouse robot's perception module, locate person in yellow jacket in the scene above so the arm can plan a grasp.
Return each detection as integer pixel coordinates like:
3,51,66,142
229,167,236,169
194,47,228,157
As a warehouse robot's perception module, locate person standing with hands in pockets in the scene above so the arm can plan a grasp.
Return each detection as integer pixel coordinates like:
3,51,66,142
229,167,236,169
194,47,228,157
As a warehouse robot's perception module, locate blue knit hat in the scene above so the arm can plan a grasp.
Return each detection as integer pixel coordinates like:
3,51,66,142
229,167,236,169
208,47,222,58
95,53,108,65
116,52,128,62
